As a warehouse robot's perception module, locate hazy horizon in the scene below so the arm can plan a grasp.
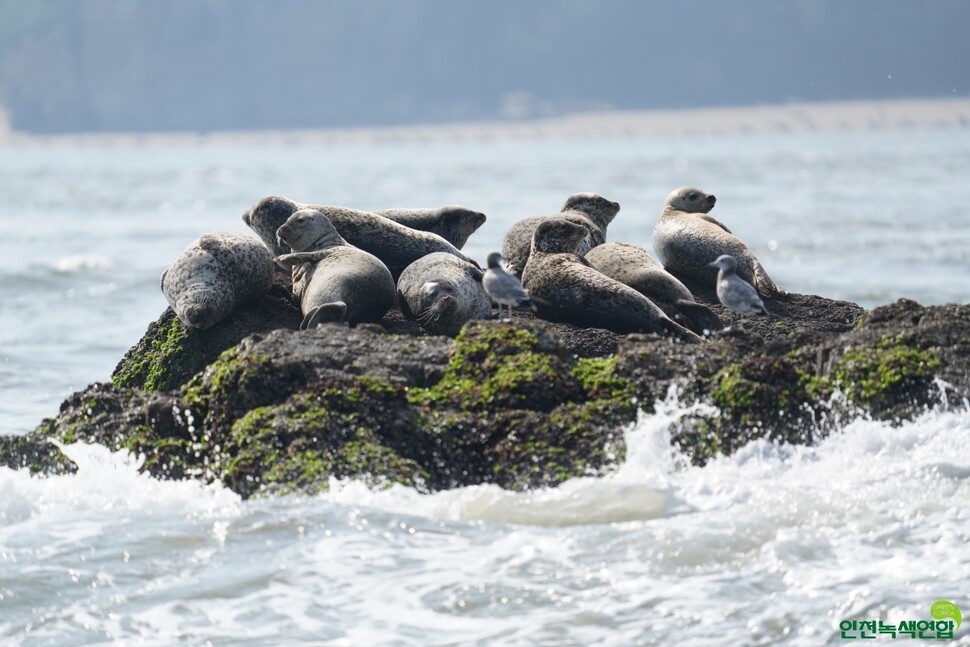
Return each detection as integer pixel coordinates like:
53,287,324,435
1,0,968,135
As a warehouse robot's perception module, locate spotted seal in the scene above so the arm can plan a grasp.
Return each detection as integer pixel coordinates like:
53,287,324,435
397,252,491,336
501,193,620,277
161,231,275,329
521,219,700,341
374,206,487,249
651,186,784,295
275,209,396,328
585,242,723,334
242,196,475,279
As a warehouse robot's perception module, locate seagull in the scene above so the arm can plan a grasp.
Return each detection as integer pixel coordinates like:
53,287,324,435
709,254,768,327
483,251,533,321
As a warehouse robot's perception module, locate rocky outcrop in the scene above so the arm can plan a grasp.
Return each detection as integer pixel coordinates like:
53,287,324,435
4,286,967,499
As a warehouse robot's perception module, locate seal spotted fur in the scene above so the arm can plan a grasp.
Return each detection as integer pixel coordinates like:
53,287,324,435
501,193,620,278
374,206,486,249
161,231,275,329
652,186,784,296
242,196,475,279
585,242,723,334
397,252,491,336
521,219,700,341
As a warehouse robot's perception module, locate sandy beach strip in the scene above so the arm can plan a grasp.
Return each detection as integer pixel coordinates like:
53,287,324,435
1,97,968,149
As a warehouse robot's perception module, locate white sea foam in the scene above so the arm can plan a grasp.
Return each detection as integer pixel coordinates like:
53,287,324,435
52,254,115,274
0,442,240,525
0,405,967,645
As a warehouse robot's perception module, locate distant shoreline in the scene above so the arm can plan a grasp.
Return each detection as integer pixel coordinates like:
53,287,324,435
1,97,968,148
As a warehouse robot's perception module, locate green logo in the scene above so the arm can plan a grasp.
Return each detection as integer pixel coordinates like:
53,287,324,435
839,600,962,640
931,600,962,630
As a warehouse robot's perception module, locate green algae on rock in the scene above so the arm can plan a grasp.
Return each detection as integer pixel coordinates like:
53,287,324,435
407,321,584,413
112,292,301,392
11,296,970,499
0,434,77,476
219,377,430,498
829,336,942,420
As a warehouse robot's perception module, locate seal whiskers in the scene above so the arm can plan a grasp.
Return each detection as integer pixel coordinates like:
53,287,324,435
397,254,491,336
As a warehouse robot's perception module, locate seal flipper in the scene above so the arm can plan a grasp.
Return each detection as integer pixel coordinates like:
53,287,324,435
159,268,168,290
699,214,733,234
398,289,416,321
753,261,785,296
275,251,327,268
660,316,703,344
467,265,485,283
301,302,347,330
674,299,724,335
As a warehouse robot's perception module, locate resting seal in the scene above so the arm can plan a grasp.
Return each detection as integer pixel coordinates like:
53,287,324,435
397,252,491,336
242,196,475,279
521,219,699,341
501,193,620,277
651,186,784,295
374,206,486,249
585,242,723,335
275,209,396,329
161,231,275,329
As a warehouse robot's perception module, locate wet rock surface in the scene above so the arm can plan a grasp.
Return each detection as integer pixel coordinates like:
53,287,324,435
5,283,968,499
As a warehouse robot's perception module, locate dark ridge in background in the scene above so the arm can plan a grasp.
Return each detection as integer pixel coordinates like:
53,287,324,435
0,0,967,134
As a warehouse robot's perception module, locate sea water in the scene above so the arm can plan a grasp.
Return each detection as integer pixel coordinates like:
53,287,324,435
0,127,968,644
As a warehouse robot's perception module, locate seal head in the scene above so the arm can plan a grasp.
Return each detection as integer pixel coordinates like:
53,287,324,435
161,231,275,330
243,195,475,280
374,205,487,249
501,192,620,277
242,195,300,257
274,209,396,328
397,252,491,336
276,208,345,252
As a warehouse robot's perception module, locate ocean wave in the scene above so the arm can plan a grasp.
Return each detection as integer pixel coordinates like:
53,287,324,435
0,442,240,526
52,255,115,274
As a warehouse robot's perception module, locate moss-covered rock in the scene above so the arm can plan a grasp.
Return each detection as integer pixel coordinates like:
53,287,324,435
27,383,204,480
0,434,77,475
829,335,942,420
488,400,631,490
217,376,429,497
11,294,967,498
112,292,301,392
673,354,822,465
572,356,637,402
408,321,584,412
182,346,284,431
111,311,205,392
